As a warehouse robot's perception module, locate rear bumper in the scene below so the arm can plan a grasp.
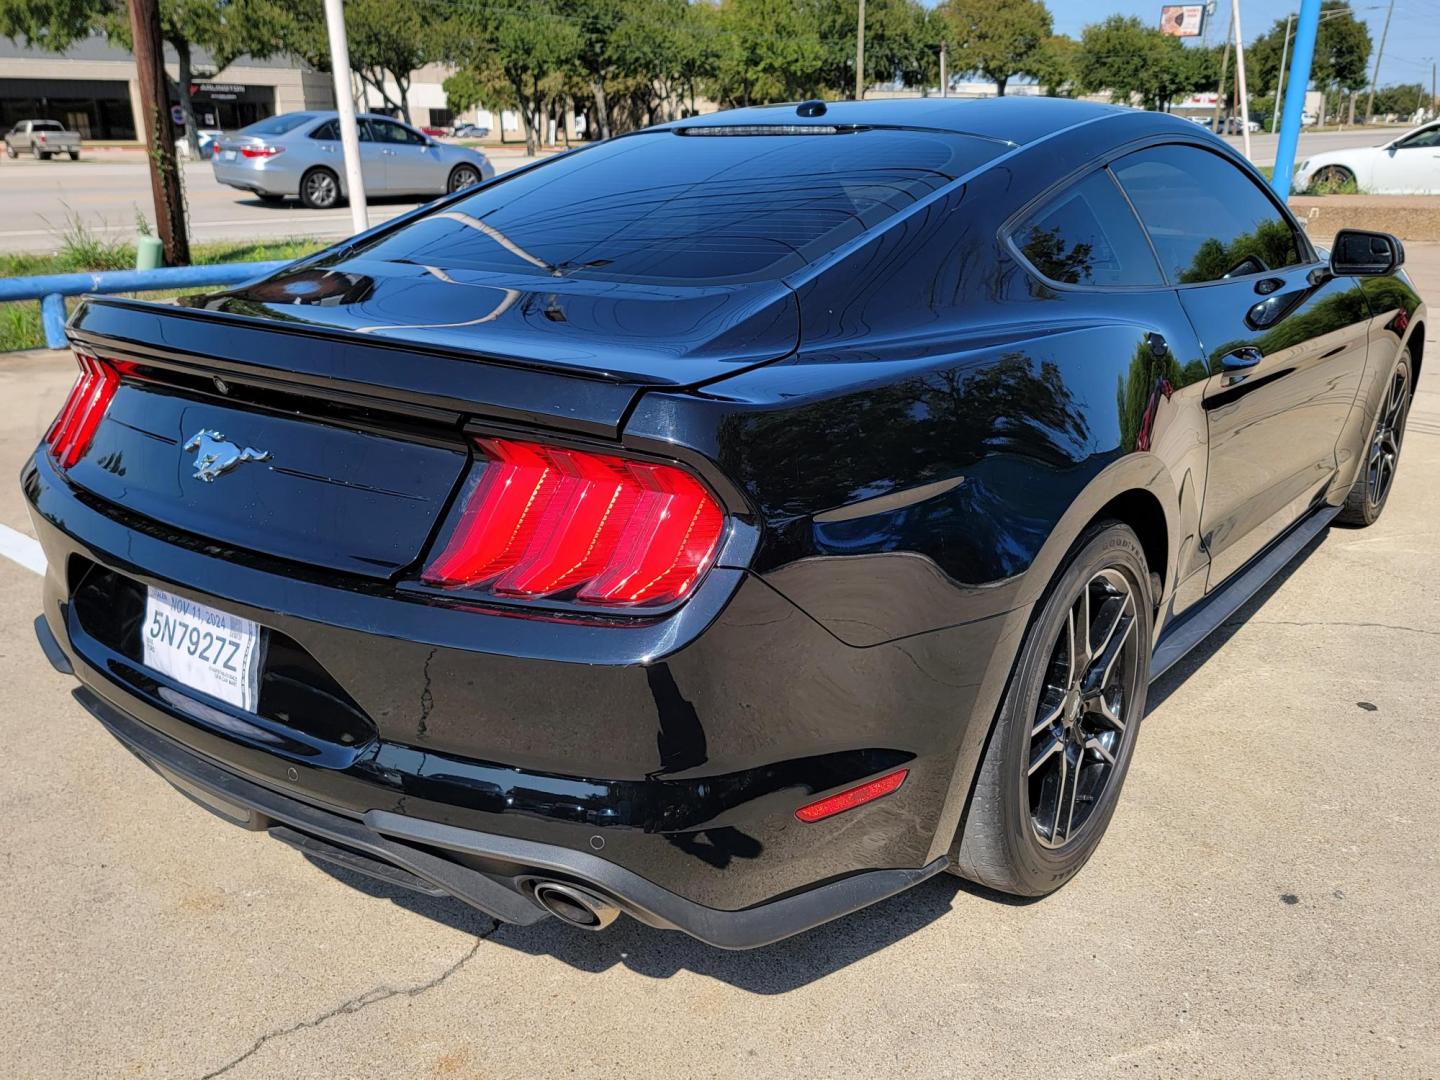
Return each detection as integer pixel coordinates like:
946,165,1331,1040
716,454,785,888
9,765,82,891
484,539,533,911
212,160,297,197
24,443,1011,939
50,621,946,949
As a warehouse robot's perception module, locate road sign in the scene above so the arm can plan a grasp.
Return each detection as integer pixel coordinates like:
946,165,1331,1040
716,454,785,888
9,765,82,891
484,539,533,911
1160,4,1205,36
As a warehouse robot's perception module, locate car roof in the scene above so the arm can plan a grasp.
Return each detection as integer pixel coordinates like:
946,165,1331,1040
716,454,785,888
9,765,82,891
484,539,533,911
657,97,1185,148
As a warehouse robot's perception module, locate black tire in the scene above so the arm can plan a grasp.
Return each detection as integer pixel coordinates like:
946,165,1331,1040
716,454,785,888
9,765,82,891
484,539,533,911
299,167,341,210
31,144,44,160
448,164,481,193
68,150,80,161
952,521,1153,897
1310,165,1354,191
4,142,15,159
257,193,286,205
1338,350,1411,527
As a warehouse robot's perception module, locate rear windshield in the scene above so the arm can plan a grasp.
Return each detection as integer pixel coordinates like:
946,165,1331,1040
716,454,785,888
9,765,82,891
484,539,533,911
356,127,1004,284
31,121,64,131
240,113,316,137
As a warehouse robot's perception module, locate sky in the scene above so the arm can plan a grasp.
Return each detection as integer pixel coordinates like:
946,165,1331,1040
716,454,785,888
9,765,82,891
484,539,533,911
1046,0,1440,89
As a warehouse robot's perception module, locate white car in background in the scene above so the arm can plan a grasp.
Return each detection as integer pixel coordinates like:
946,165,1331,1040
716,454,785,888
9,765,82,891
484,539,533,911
1294,119,1440,193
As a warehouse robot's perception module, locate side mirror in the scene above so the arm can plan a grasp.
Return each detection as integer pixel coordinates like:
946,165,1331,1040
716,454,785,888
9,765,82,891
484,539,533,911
1330,229,1404,277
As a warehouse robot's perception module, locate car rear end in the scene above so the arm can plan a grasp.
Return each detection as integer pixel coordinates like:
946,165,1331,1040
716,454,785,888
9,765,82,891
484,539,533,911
212,113,316,197
24,115,1025,946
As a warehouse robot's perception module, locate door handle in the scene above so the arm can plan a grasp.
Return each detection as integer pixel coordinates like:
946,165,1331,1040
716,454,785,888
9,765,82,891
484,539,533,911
1220,346,1263,370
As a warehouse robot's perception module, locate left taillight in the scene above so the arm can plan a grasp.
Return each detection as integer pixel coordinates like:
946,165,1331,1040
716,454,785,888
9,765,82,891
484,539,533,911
421,436,726,609
45,352,123,469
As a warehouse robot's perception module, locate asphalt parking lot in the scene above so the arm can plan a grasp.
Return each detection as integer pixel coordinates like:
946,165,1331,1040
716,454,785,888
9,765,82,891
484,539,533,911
1,251,1437,1078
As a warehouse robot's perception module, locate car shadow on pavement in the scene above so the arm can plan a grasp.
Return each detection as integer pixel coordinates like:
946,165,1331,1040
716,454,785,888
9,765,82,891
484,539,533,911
307,856,989,992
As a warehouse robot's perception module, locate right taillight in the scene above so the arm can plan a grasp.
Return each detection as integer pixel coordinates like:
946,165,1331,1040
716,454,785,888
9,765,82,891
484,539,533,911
422,437,725,608
45,351,123,469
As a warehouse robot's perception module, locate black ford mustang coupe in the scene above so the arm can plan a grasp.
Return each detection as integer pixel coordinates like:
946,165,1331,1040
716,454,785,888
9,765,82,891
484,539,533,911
24,99,1422,948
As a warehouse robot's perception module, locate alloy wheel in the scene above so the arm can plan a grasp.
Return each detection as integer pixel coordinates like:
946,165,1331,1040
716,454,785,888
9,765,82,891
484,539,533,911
305,171,338,208
1028,568,1140,849
1367,364,1409,508
449,166,480,192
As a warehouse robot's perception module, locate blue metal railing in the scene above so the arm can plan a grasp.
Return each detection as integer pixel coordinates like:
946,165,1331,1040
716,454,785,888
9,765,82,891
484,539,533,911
0,261,289,349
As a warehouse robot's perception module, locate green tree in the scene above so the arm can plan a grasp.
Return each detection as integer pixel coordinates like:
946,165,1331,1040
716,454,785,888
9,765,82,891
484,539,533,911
1246,2,1371,121
935,0,1050,96
704,0,827,107
271,0,440,124
1031,33,1081,97
1077,15,1213,112
436,0,580,154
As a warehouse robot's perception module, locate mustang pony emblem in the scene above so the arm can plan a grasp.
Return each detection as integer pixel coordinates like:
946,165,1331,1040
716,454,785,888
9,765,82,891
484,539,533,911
183,429,271,482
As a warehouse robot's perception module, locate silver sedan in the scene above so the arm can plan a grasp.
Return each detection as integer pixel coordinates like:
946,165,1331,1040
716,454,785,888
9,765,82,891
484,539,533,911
211,111,495,209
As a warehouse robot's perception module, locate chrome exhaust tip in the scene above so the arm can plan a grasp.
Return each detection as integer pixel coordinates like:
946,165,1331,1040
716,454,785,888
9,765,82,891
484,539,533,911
531,881,620,930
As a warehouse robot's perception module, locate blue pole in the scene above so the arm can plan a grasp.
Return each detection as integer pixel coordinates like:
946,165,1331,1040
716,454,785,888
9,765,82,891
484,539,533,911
1271,0,1323,197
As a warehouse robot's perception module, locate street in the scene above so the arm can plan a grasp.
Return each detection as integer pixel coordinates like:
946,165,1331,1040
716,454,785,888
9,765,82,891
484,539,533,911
0,150,540,254
0,247,1436,1078
0,128,1393,254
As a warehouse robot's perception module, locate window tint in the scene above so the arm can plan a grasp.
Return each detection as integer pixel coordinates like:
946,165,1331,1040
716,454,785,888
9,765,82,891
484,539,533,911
371,119,426,145
1113,144,1303,284
1396,125,1440,150
31,121,63,131
239,113,315,137
310,120,339,140
1014,170,1162,286
357,128,1005,285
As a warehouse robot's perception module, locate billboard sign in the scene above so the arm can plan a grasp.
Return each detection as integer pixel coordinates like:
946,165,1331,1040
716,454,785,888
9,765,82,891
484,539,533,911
1160,5,1206,37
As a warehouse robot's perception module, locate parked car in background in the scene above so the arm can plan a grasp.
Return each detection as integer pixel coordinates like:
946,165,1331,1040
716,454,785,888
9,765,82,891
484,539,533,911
4,119,81,160
452,123,491,138
1295,118,1440,193
211,111,495,208
27,98,1423,947
175,129,223,160
420,126,447,137
1302,111,1318,126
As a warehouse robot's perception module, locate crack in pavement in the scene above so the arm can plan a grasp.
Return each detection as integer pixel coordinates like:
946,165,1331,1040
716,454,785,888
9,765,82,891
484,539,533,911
1228,618,1440,639
198,921,499,1079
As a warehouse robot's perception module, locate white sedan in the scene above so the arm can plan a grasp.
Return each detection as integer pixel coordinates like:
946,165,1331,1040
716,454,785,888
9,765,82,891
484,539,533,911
1295,119,1440,193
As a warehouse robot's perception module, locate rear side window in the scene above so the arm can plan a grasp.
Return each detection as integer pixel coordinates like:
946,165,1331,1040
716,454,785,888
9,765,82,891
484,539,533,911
310,120,338,140
1113,144,1303,284
240,113,315,137
355,127,1005,285
1013,171,1162,287
32,121,63,132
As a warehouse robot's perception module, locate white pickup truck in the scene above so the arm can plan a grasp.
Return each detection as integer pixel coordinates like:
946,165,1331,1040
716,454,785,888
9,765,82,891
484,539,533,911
4,120,82,161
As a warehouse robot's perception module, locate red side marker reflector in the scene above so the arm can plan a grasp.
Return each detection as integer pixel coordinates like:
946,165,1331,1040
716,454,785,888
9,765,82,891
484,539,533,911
795,769,908,823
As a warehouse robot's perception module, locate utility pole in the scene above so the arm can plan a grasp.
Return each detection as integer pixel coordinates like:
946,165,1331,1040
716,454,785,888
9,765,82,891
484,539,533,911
855,0,866,101
939,41,949,98
1365,0,1395,121
1432,60,1436,119
1232,0,1253,159
1271,13,1293,133
1212,23,1233,133
127,0,188,265
324,0,368,234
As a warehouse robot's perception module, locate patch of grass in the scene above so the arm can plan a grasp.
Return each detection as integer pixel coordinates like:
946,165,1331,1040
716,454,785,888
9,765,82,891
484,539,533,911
1,235,330,353
1305,172,1361,196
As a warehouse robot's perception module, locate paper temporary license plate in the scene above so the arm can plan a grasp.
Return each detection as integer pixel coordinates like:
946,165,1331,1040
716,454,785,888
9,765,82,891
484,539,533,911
142,587,261,712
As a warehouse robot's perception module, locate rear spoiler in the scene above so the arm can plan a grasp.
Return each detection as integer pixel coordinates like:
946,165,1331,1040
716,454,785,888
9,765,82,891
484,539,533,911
69,297,641,439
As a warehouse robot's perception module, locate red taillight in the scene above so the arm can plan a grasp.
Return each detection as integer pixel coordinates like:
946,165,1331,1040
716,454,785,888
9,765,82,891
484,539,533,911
45,352,122,469
795,769,909,823
422,437,725,608
211,142,221,157
240,145,283,158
